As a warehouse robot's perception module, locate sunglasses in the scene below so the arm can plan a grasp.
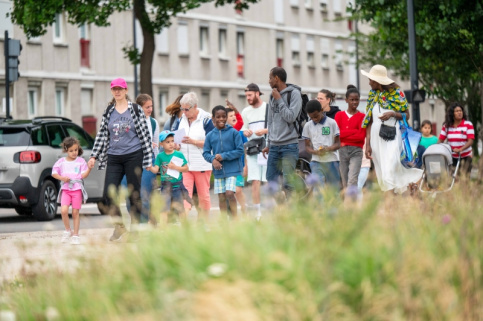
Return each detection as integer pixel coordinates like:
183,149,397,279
181,106,193,112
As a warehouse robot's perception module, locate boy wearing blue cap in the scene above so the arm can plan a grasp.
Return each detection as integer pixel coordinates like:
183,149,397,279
149,130,189,225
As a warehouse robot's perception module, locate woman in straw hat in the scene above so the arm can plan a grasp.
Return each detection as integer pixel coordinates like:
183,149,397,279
360,65,422,194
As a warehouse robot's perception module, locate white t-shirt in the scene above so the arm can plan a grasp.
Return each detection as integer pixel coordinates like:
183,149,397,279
241,102,267,140
302,116,340,163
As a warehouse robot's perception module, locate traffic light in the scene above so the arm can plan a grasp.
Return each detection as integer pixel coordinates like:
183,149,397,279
7,39,22,82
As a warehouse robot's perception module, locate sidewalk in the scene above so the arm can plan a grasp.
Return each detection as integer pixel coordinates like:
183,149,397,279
0,228,117,283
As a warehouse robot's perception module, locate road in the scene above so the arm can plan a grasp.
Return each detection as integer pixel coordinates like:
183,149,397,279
0,205,111,234
0,186,255,234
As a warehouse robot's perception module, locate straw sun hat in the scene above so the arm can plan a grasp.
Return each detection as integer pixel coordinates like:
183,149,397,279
360,65,395,85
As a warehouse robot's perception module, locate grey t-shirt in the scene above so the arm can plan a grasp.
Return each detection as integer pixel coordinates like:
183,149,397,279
302,116,340,162
107,109,142,155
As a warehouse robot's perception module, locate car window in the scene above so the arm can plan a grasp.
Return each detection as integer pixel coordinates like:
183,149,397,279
31,127,48,145
0,128,31,146
63,124,93,149
46,125,66,148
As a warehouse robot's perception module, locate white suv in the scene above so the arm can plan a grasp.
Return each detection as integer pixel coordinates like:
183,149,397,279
0,117,106,221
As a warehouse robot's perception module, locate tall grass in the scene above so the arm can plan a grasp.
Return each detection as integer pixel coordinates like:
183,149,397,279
2,183,483,320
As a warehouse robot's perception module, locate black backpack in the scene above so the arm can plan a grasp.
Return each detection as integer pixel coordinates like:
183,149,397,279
286,89,309,138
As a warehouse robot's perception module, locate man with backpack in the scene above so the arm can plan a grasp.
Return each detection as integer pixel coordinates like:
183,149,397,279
262,67,303,199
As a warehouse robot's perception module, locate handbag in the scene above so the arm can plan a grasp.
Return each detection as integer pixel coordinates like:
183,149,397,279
399,114,422,168
244,137,266,156
378,105,397,141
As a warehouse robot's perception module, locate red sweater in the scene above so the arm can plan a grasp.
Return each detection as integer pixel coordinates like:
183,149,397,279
335,111,366,148
233,113,244,131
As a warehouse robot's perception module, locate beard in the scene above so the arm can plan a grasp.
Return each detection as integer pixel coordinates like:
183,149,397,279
250,96,260,106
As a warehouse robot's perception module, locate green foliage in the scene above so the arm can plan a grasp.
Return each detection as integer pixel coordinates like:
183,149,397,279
348,0,483,146
3,184,483,320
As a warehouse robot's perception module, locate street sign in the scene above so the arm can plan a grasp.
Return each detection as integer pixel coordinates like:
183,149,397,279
412,89,426,103
403,89,426,103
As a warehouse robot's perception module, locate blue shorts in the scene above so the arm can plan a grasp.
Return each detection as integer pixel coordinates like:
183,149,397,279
160,182,184,214
214,176,237,194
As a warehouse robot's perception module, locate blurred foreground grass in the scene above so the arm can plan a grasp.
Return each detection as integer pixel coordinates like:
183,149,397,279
1,183,483,320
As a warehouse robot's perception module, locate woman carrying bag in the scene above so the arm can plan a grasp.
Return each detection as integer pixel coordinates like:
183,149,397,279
361,65,422,194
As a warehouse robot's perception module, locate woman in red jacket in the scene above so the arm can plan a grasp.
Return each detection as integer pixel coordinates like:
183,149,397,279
335,85,366,195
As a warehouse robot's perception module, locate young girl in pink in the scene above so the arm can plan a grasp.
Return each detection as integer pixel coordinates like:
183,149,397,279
52,137,91,245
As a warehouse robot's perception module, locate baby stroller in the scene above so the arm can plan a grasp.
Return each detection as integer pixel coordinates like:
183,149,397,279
419,143,460,194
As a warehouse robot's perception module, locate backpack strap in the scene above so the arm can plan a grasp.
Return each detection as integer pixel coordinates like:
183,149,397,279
149,117,156,135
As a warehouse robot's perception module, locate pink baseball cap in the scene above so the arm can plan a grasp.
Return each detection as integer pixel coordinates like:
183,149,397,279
111,78,128,89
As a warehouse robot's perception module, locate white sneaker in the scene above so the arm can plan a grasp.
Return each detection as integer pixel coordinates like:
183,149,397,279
61,230,72,243
70,235,80,245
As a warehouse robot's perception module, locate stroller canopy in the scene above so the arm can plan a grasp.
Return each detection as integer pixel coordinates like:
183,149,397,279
422,143,453,164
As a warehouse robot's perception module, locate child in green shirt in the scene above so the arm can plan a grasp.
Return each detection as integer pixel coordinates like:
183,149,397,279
149,131,189,226
420,120,438,149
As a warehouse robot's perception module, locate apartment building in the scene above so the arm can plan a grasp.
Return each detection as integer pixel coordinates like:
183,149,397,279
0,0,444,131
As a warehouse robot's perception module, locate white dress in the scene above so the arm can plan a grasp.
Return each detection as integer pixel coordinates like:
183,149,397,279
370,103,423,194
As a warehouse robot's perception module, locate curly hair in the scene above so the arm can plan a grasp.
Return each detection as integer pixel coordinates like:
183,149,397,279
61,137,83,156
444,102,467,127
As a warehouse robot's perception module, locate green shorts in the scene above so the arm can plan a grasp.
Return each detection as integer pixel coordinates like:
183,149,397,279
236,175,245,187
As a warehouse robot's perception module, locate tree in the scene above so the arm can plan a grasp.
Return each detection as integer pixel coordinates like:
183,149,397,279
348,0,483,155
9,0,260,97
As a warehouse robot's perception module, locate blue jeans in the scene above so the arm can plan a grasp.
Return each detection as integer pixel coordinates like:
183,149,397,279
310,160,341,189
266,143,299,193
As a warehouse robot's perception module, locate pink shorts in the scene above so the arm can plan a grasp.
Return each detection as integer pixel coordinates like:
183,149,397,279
60,190,82,209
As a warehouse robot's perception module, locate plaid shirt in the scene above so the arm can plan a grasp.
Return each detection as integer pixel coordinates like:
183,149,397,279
90,102,153,170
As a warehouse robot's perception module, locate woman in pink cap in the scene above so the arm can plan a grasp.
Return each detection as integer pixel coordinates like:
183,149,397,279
88,78,153,242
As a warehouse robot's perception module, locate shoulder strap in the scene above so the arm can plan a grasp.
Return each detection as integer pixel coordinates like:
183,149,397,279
103,104,115,118
132,103,141,118
149,117,156,135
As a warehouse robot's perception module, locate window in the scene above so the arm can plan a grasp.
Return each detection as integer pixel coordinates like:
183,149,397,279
237,31,245,78
63,124,93,149
28,88,38,117
177,22,189,56
306,36,315,67
81,89,92,115
200,91,210,109
199,26,209,56
274,0,284,24
157,28,169,54
320,38,330,69
319,0,327,12
335,40,343,70
79,23,90,68
159,92,167,118
218,27,227,57
46,125,65,148
305,0,313,9
55,88,65,116
333,0,342,14
53,13,65,43
276,37,284,67
290,0,299,7
291,34,300,66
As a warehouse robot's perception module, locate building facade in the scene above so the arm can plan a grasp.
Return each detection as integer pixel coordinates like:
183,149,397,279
0,0,445,132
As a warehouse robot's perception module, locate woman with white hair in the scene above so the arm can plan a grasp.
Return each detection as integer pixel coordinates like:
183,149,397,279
361,65,422,194
175,92,215,220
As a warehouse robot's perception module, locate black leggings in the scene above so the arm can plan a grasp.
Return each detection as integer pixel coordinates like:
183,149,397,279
452,156,472,177
104,149,144,223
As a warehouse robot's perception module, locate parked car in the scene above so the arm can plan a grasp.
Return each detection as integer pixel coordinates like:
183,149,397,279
0,116,106,221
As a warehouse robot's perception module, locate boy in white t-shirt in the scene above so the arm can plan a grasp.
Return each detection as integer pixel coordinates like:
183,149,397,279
302,99,341,190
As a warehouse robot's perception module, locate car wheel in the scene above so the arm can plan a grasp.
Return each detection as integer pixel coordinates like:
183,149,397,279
15,207,33,216
33,180,58,221
97,200,109,215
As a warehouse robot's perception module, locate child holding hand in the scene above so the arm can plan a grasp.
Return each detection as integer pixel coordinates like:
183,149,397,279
52,137,91,245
